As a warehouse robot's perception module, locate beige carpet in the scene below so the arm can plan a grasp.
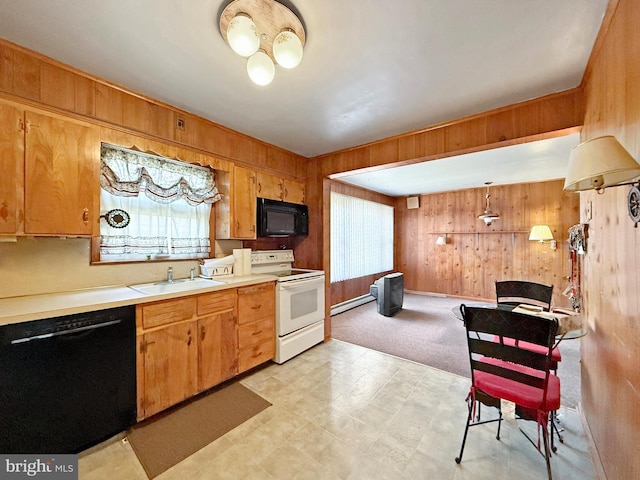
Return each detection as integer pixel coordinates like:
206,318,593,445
331,293,581,408
127,382,271,479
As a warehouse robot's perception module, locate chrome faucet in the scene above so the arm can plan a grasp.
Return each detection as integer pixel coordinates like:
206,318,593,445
167,266,174,283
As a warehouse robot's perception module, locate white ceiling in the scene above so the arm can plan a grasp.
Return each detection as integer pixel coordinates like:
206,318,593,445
0,0,607,195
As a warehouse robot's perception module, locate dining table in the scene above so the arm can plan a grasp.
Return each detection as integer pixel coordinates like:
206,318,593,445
451,303,587,342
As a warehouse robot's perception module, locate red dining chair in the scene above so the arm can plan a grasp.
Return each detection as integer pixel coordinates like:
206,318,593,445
455,305,560,480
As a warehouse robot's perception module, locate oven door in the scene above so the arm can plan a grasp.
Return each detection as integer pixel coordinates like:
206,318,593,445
276,275,325,336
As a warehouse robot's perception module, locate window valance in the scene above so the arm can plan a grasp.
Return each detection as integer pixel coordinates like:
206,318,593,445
100,143,222,206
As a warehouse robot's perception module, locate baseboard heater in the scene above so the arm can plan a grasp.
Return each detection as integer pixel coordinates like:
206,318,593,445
330,294,375,316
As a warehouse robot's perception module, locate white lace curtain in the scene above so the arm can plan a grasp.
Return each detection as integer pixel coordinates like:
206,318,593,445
99,144,221,259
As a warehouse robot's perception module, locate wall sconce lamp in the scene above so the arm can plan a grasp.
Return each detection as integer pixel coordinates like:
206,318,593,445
529,225,557,250
219,0,305,86
436,235,447,246
478,182,500,226
564,136,640,192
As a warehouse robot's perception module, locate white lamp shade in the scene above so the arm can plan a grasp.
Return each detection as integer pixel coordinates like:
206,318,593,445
227,14,260,57
564,135,640,191
247,50,275,85
529,225,554,242
273,30,303,69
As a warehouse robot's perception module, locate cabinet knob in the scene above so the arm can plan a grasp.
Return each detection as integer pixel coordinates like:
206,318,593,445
251,304,262,310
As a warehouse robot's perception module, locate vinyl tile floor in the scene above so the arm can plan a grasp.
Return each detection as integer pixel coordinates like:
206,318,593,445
79,339,596,480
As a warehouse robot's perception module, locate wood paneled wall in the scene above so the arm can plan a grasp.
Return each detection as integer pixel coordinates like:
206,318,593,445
579,0,640,478
0,39,307,178
396,180,579,308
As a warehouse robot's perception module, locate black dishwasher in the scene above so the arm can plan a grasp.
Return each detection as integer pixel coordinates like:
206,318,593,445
0,305,136,454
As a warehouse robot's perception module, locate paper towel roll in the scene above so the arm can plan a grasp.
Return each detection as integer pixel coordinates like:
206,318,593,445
233,248,251,276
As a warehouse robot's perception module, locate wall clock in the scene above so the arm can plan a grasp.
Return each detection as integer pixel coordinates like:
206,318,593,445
628,185,640,227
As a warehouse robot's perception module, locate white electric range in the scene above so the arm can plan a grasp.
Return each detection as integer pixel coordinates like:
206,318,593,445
251,250,325,363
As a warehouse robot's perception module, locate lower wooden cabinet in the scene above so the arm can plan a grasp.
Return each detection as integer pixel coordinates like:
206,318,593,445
197,290,238,391
136,283,274,420
139,321,198,418
238,283,275,374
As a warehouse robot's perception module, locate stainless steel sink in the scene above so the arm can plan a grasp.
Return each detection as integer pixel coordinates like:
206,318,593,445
128,278,226,295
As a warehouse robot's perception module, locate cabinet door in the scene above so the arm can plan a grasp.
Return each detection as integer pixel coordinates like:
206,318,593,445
232,165,256,239
140,321,198,418
24,110,98,235
256,171,283,201
198,310,238,391
283,179,305,204
0,101,24,234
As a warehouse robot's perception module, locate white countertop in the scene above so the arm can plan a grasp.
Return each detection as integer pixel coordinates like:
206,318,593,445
0,274,276,326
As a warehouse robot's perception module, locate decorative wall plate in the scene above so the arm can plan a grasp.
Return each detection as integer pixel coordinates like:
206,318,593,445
628,185,640,227
102,209,130,228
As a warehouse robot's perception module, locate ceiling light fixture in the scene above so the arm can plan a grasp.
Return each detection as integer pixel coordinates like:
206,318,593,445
219,0,305,86
478,182,500,226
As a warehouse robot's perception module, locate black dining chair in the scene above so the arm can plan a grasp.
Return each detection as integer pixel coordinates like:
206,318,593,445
495,280,553,311
495,280,562,367
455,305,561,480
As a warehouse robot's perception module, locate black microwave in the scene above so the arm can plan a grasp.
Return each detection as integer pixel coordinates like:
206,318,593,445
257,197,308,237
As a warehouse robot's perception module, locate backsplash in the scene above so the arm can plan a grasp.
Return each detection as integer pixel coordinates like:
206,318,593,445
0,237,237,299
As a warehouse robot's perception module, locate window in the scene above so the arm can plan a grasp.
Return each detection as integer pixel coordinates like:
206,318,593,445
330,192,394,282
99,144,221,262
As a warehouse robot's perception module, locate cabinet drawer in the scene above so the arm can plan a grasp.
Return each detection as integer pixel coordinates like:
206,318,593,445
238,318,274,348
237,283,275,324
197,289,237,316
140,297,197,329
238,338,274,372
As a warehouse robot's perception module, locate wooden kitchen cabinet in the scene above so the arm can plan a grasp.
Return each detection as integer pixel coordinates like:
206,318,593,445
139,320,198,418
232,165,256,238
24,109,98,235
197,289,238,391
0,100,98,236
256,171,305,204
136,297,198,418
237,282,276,373
0,100,24,234
137,285,274,420
215,165,256,239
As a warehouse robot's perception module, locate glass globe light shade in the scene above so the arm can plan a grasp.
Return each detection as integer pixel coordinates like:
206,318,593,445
227,14,260,57
273,29,303,69
247,50,275,86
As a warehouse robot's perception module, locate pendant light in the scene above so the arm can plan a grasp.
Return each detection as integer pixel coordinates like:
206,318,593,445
478,182,500,226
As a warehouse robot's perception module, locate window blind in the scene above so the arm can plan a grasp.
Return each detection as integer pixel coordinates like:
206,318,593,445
330,192,394,282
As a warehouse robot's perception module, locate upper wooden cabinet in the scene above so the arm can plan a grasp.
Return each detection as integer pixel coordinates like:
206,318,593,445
257,171,305,204
0,99,98,236
216,165,256,240
0,101,24,234
24,110,98,235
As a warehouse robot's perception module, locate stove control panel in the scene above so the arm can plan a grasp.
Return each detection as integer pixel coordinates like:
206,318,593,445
251,249,295,265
